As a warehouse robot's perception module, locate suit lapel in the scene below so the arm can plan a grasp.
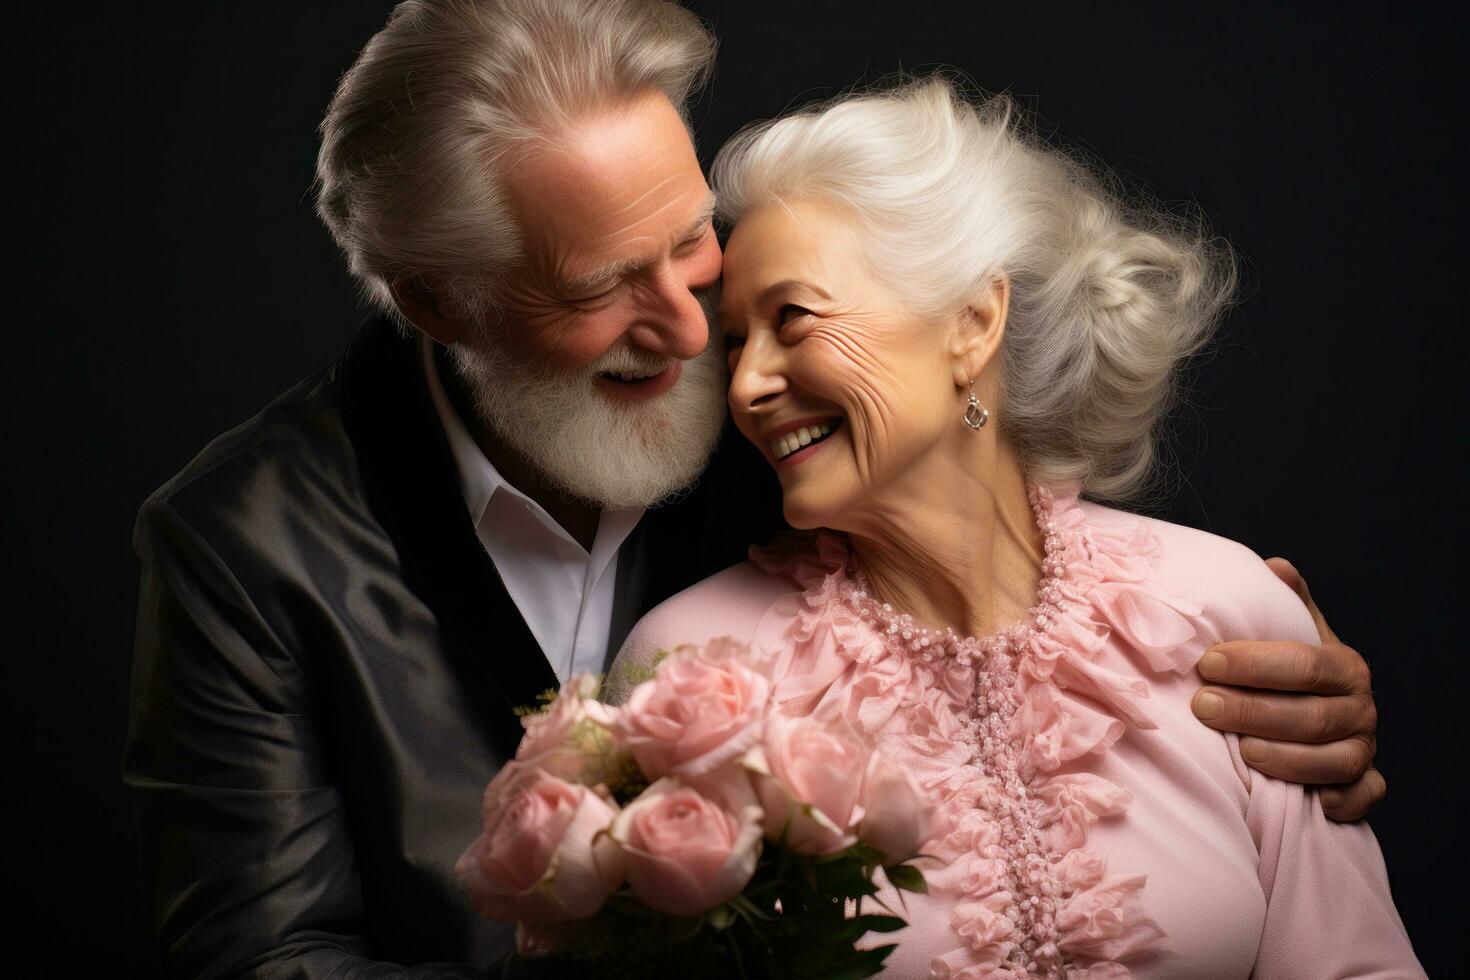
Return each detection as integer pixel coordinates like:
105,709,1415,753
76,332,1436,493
340,317,558,744
604,522,649,670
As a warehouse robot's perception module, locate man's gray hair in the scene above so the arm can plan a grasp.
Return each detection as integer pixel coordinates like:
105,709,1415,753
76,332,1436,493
315,0,715,320
711,77,1237,503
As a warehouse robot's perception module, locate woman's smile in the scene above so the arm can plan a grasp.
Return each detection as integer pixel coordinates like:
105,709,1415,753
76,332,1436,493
765,416,843,463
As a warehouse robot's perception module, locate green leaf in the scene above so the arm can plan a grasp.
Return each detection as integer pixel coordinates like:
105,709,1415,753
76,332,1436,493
850,913,906,934
802,944,899,980
883,863,929,894
538,839,926,979
828,913,907,947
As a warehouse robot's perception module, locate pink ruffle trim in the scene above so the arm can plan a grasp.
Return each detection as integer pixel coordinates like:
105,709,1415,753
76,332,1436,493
749,485,1202,978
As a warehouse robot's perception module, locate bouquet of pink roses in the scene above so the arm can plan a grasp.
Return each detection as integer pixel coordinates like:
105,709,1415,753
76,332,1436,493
455,638,938,979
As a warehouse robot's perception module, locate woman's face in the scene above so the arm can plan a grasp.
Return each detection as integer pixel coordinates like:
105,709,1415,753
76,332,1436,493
719,199,969,529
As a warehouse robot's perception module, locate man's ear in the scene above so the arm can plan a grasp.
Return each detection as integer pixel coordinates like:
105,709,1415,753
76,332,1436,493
389,276,469,347
949,274,1010,387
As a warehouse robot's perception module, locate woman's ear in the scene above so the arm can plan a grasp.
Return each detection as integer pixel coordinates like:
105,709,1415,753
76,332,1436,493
949,274,1010,387
389,276,470,347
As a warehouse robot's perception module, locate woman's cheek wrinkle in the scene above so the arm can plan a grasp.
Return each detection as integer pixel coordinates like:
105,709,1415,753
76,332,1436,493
848,383,896,477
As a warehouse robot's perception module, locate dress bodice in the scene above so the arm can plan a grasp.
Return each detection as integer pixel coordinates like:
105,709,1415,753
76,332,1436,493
611,486,1422,978
748,485,1201,977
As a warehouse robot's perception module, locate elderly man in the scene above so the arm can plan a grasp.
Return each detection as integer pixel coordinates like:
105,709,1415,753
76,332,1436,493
123,0,1384,975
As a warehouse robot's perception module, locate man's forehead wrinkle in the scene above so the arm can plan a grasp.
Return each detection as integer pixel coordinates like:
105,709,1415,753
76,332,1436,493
601,168,685,221
590,188,715,251
563,187,715,292
587,175,699,249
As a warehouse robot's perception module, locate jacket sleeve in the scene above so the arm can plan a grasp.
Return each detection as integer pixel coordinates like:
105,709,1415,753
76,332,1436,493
122,499,483,979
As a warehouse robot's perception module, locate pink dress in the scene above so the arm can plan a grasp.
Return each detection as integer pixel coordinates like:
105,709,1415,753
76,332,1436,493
612,486,1422,978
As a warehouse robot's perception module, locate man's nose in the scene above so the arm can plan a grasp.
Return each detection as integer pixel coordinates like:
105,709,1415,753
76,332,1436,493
727,335,787,414
624,262,710,361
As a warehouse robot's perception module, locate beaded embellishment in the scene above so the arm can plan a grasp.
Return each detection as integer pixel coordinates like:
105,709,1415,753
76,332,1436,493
838,495,1073,975
751,484,1181,977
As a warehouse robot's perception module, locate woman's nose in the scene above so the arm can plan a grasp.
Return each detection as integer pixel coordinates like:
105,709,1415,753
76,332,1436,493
728,337,788,414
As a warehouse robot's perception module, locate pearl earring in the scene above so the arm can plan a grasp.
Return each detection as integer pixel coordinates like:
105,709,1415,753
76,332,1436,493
963,379,989,430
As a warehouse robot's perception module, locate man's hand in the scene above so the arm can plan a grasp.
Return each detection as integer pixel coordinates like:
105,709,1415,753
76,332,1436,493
1190,558,1385,821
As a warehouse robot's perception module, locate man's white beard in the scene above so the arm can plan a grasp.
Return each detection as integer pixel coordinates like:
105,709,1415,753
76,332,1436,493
448,321,728,511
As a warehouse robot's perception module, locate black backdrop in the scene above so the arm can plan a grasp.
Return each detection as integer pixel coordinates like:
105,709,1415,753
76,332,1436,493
10,2,1465,976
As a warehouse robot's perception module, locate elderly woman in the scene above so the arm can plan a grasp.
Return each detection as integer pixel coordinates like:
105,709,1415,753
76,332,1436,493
610,79,1421,977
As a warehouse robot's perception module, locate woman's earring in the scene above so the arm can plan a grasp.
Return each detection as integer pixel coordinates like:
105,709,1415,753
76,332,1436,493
963,380,989,431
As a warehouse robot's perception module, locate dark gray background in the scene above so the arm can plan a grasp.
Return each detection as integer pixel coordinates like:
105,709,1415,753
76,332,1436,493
10,2,1464,975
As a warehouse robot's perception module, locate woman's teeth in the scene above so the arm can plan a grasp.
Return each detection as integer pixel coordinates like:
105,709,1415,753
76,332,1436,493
771,421,837,460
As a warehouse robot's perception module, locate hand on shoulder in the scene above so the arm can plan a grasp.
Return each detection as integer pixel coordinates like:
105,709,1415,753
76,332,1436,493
1190,557,1383,821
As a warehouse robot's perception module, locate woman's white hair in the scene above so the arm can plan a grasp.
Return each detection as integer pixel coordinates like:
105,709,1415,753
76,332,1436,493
710,77,1236,503
315,0,714,320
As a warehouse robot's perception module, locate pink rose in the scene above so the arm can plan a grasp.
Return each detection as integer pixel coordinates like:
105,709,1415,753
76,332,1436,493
855,750,940,863
455,762,624,923
752,715,869,855
516,675,620,785
613,638,770,779
609,767,764,915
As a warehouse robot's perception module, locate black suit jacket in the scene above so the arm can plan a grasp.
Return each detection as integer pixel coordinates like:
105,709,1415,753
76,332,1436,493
122,316,782,978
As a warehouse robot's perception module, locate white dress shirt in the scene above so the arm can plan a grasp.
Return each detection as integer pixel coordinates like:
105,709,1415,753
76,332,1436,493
421,337,644,683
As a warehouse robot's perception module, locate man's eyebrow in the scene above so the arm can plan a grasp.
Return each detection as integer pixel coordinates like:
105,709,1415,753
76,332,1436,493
563,256,640,296
562,194,718,296
678,193,718,241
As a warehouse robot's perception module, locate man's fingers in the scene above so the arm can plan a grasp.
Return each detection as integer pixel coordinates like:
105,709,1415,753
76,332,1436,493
1265,557,1341,646
1236,735,1376,785
1198,641,1369,695
1191,686,1376,743
1319,769,1388,823
1241,737,1389,821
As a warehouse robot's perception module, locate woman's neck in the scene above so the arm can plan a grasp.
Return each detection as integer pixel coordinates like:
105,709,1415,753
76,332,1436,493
843,438,1043,640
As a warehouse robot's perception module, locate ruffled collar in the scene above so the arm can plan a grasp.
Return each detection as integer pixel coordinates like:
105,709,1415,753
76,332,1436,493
749,484,1205,978
827,483,1079,669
